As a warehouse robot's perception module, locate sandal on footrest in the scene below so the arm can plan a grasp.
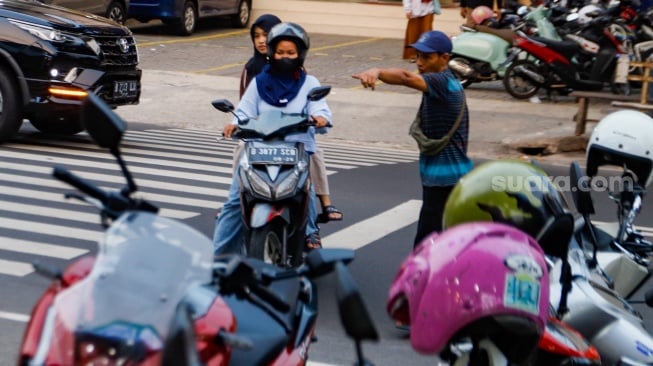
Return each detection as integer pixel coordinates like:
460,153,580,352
305,232,322,252
317,205,343,223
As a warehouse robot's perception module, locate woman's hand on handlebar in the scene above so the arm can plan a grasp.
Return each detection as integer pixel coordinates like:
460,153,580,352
311,115,329,128
223,123,238,138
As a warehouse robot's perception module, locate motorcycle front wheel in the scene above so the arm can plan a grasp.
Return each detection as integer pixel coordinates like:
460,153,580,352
503,59,542,100
248,226,284,266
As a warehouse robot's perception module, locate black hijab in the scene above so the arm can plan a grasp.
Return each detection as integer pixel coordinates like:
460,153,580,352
244,14,282,78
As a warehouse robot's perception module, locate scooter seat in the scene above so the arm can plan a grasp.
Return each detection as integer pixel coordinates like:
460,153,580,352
531,36,580,61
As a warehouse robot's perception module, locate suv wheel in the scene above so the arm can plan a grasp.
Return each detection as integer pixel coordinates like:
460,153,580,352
231,0,250,28
0,67,23,143
176,1,197,36
29,114,83,135
106,1,126,24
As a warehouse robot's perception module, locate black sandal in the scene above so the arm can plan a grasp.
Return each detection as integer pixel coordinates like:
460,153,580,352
317,205,343,223
305,232,322,252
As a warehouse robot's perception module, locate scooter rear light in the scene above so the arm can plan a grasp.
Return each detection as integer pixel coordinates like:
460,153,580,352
538,318,600,361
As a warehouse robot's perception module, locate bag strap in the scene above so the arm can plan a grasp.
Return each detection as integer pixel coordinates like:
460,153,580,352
442,100,466,141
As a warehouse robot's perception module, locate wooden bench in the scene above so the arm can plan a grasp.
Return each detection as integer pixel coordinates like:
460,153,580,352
569,91,640,136
571,61,653,136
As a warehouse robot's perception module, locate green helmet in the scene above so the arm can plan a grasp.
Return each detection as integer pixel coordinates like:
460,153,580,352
443,159,573,258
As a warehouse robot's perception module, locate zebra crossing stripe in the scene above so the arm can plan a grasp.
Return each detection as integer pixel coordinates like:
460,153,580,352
322,200,421,250
0,237,87,259
0,218,100,242
1,163,228,200
13,139,237,167
0,184,197,220
0,259,34,277
2,145,233,178
0,310,30,322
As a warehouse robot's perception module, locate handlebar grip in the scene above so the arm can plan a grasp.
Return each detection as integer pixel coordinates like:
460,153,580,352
250,283,291,313
53,166,109,205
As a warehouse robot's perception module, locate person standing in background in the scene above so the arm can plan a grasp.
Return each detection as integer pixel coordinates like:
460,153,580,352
403,0,438,62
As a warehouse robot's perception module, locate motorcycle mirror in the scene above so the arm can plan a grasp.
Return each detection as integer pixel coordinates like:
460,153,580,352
307,85,331,102
211,98,249,125
304,248,355,278
334,262,378,342
570,161,595,216
211,99,235,113
81,93,126,151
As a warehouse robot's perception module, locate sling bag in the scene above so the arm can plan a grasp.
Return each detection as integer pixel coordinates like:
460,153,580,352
409,101,466,156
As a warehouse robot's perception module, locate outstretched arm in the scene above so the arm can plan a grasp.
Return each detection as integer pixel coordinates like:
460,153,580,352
352,68,427,92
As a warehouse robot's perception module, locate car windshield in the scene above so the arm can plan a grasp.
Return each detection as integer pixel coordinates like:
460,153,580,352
52,212,213,342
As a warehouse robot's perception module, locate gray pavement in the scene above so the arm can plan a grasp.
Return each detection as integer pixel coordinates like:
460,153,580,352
117,69,596,167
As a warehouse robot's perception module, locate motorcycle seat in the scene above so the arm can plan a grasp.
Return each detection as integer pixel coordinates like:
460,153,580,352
531,36,580,61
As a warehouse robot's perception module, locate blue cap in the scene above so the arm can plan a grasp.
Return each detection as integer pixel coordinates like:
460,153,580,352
409,31,452,54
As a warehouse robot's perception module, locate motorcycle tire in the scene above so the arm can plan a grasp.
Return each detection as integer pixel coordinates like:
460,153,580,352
248,226,283,266
503,59,542,100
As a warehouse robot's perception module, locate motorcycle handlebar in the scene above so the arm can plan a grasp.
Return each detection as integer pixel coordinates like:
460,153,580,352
53,166,109,205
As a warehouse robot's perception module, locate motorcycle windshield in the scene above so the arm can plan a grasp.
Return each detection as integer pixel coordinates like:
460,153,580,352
52,212,214,345
239,110,308,137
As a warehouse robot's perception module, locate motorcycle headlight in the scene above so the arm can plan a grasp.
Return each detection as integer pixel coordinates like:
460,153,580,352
240,168,272,199
275,170,300,199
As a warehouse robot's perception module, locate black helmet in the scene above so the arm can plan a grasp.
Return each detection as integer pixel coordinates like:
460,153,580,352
266,22,310,65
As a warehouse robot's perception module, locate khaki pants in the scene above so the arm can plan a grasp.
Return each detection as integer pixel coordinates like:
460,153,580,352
231,142,330,196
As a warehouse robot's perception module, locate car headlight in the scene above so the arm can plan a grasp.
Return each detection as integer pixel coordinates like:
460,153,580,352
8,19,64,42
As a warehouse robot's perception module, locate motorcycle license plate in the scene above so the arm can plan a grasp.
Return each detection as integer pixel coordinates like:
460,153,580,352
504,274,540,314
113,80,138,98
248,145,298,164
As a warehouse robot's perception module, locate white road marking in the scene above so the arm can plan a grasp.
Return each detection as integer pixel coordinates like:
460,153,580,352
0,310,30,322
0,259,33,277
0,237,87,259
321,200,421,250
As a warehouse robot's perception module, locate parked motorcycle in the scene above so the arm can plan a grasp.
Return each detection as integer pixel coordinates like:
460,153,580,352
17,92,378,366
212,86,331,268
434,159,653,365
567,109,653,298
503,11,630,99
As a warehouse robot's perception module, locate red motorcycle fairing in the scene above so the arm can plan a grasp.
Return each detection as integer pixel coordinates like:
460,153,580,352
18,255,96,363
513,34,571,65
194,296,236,365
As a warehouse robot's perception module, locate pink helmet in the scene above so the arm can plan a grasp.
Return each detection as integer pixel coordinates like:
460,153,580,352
387,222,549,362
471,5,495,25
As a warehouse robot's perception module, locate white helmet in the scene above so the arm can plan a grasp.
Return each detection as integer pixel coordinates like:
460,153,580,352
586,110,653,187
577,4,603,25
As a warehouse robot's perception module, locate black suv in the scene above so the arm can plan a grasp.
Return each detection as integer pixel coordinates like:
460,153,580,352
0,0,141,142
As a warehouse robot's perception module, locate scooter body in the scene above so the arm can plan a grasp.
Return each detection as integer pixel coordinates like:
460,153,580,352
450,30,513,78
549,243,653,365
213,86,331,268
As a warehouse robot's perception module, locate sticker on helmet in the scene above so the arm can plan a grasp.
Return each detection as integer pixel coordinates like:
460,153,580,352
504,273,541,315
504,254,542,315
